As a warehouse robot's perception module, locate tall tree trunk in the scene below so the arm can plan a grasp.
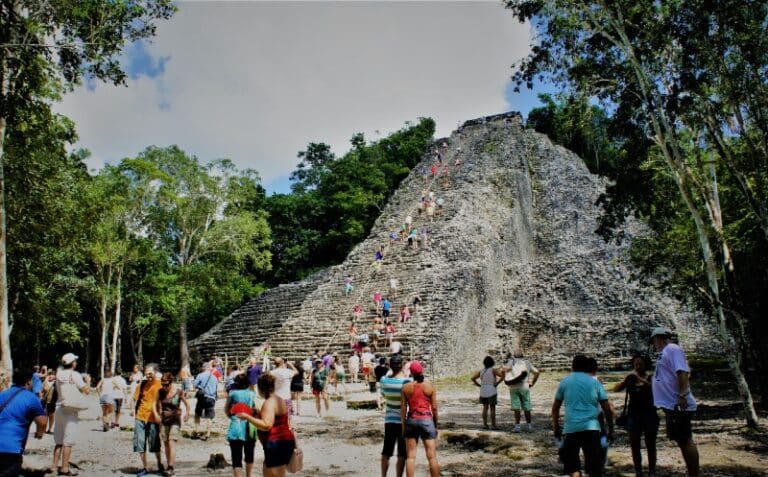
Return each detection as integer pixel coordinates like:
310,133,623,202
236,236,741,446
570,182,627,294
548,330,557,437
137,333,143,367
0,62,12,376
99,295,108,379
110,265,123,373
179,319,190,370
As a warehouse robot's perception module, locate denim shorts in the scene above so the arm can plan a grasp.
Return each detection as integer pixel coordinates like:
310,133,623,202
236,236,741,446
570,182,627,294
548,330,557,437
404,418,437,441
133,419,160,453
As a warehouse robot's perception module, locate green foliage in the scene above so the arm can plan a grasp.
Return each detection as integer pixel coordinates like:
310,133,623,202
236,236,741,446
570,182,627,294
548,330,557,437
509,1,768,410
263,118,435,284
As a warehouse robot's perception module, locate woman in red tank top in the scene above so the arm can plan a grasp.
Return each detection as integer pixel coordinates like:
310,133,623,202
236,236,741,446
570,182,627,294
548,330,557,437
400,361,440,477
236,374,296,476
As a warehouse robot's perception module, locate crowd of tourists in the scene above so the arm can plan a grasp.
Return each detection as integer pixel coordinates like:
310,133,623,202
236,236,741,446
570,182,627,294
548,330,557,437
0,326,701,477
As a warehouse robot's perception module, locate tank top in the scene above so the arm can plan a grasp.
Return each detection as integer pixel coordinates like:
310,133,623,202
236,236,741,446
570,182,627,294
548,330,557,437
257,413,295,443
407,382,433,420
479,368,497,398
627,374,655,415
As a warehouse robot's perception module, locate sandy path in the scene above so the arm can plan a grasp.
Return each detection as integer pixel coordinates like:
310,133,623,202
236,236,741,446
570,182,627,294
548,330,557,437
21,374,768,476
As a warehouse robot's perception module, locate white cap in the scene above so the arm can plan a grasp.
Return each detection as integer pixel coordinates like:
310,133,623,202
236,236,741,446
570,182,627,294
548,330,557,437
62,353,79,365
650,326,672,340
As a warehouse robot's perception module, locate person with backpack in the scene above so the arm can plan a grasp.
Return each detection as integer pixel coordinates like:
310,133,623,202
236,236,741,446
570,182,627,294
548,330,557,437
502,350,540,432
0,369,47,477
471,356,504,430
133,363,163,477
53,353,90,476
156,372,191,477
193,362,218,441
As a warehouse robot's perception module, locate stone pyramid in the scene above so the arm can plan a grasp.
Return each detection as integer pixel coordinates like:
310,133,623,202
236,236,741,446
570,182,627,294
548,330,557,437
189,112,709,375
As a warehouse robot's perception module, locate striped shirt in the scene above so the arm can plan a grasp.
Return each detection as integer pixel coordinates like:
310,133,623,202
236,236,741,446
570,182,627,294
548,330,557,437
380,376,411,424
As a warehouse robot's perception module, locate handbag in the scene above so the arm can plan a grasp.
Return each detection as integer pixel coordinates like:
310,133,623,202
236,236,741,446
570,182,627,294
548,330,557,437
59,371,89,412
616,389,629,428
287,433,303,473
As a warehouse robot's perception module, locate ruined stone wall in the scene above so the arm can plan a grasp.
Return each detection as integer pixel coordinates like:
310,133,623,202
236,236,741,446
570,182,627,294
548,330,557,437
190,112,714,374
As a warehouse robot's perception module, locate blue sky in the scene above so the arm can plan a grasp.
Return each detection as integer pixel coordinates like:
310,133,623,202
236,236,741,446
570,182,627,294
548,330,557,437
55,2,554,195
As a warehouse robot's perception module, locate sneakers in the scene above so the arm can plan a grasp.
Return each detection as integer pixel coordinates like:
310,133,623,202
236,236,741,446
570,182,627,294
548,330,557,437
512,424,521,433
163,466,175,476
524,423,533,432
136,470,149,477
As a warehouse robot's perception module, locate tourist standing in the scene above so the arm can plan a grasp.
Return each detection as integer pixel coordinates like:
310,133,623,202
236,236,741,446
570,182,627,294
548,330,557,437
503,350,540,431
235,374,297,477
612,354,658,477
379,355,410,477
225,373,257,477
650,327,700,477
128,365,143,416
53,353,90,476
157,372,190,477
270,358,298,417
552,355,614,477
193,362,218,441
96,370,118,432
311,360,330,418
41,370,57,434
471,356,504,430
290,362,304,416
400,361,439,477
0,369,47,477
112,368,128,428
133,363,163,477
247,358,263,389
349,352,360,384
382,297,392,319
179,366,193,396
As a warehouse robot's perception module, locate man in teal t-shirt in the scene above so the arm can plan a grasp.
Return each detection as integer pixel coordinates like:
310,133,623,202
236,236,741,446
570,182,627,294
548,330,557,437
552,355,614,477
378,355,410,477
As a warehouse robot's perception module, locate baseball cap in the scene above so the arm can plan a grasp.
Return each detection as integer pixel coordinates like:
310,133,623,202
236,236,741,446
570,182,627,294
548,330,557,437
409,360,424,374
650,326,672,341
62,353,78,365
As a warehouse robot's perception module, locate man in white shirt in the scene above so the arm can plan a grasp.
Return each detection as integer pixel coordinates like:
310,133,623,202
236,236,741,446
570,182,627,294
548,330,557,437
270,358,298,417
651,327,699,477
503,350,540,432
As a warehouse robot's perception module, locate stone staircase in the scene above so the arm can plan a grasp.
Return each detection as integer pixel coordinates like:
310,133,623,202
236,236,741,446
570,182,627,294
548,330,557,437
190,112,709,375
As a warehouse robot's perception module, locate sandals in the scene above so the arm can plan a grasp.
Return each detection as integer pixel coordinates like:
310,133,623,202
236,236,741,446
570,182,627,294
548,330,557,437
58,470,79,476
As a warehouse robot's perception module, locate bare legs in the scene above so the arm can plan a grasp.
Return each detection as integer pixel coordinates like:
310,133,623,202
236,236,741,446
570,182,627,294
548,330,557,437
315,391,329,417
405,438,439,477
677,438,700,477
381,455,405,477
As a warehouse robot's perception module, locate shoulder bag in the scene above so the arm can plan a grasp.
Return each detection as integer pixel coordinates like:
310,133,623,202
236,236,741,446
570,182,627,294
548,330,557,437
0,388,25,414
59,371,89,412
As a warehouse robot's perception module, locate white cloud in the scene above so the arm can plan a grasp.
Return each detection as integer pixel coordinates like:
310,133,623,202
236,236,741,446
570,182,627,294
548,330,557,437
54,2,531,187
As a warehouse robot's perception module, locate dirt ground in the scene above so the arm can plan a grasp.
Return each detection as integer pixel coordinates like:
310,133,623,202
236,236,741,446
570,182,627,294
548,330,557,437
21,369,768,477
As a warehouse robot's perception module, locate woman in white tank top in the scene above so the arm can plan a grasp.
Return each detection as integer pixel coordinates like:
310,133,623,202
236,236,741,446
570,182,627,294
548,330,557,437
470,356,504,429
